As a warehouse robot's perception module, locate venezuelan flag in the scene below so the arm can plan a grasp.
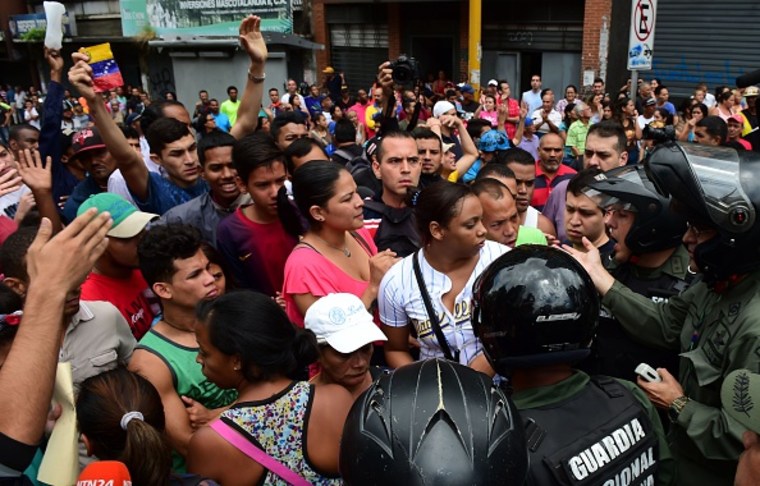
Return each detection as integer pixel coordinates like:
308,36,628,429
79,43,124,92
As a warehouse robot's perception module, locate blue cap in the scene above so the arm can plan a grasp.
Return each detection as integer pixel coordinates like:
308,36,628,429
478,130,510,153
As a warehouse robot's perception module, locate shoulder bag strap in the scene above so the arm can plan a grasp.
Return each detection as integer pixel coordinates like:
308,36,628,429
350,230,373,255
209,419,313,486
412,250,458,362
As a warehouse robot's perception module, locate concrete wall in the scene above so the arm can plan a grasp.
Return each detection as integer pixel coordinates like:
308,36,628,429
170,50,288,109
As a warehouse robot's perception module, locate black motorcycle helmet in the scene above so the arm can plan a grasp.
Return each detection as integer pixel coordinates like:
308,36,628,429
472,245,599,374
339,359,529,486
644,142,760,282
584,164,687,255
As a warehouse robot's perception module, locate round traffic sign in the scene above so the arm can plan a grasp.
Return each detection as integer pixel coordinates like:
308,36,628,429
634,0,655,42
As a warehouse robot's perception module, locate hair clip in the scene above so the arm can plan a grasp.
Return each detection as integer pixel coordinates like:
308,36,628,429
0,311,23,329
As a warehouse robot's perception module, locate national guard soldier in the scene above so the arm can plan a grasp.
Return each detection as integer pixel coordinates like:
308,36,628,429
473,245,674,485
580,165,692,383
567,142,760,485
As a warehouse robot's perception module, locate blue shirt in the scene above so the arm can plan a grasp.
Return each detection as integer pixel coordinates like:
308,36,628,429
41,81,80,206
304,95,324,117
522,90,543,114
212,112,231,132
463,159,483,183
659,101,676,116
62,177,103,224
132,172,208,215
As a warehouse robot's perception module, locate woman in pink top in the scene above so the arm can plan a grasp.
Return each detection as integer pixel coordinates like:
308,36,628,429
281,161,398,326
475,94,499,127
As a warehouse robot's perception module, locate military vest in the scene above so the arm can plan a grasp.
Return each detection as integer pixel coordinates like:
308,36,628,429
521,376,659,486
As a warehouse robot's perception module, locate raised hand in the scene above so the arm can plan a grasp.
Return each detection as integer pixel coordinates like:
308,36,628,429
17,148,52,194
0,164,23,198
239,15,267,65
68,52,97,103
376,61,393,93
25,209,112,294
44,47,64,73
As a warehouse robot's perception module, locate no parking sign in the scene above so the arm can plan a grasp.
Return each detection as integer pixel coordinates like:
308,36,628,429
627,0,657,71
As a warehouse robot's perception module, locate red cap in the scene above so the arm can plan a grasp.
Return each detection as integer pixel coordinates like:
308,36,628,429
77,461,132,486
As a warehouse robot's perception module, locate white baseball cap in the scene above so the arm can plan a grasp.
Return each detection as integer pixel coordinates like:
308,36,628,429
433,100,457,118
487,79,499,87
304,293,387,353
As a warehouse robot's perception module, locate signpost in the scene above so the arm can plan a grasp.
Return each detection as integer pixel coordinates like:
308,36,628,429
627,0,657,101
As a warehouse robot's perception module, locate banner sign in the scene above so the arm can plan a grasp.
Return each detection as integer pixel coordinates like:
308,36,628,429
120,0,293,37
9,12,77,39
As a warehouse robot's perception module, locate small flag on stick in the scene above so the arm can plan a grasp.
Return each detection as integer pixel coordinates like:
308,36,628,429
79,43,124,92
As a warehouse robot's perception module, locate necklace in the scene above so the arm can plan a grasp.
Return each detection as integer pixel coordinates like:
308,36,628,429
312,234,351,257
161,318,195,334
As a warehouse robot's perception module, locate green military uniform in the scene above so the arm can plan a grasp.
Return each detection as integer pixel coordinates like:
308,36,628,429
603,270,760,485
513,371,674,485
589,245,691,382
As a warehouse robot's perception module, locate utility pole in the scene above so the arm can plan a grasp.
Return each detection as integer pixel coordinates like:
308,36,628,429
468,0,481,92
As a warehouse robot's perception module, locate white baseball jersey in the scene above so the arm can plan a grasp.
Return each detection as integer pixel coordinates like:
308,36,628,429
378,240,509,365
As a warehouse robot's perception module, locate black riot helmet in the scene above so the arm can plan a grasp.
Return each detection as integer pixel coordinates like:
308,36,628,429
584,164,687,255
644,142,760,282
339,359,529,486
472,245,599,374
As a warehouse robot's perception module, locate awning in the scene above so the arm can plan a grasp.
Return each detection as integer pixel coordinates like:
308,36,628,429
149,32,323,50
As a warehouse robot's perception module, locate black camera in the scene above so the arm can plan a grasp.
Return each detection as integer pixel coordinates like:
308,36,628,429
390,55,419,89
642,122,676,144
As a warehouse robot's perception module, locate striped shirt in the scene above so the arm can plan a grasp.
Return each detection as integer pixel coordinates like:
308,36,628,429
378,241,509,365
531,160,576,211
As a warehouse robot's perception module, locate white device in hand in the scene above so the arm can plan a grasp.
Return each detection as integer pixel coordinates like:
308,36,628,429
635,363,662,383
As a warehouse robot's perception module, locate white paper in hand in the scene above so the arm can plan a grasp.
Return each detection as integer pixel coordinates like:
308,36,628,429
37,362,78,486
43,1,65,50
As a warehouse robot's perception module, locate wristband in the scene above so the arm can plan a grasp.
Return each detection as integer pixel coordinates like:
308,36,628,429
247,69,265,83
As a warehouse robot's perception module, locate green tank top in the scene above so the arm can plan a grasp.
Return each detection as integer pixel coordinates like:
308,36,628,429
137,329,238,473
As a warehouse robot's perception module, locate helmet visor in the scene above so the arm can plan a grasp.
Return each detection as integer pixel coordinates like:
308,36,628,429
583,166,646,212
678,144,755,233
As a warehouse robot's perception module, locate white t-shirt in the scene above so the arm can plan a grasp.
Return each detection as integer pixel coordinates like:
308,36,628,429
531,108,562,134
522,90,543,115
281,93,306,108
637,114,654,130
704,92,716,109
0,185,30,219
378,240,509,366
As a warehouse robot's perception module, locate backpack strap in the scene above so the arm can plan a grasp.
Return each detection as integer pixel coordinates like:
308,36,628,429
332,149,353,164
209,419,313,486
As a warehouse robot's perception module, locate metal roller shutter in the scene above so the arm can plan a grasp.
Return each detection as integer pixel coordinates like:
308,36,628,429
651,1,760,99
329,23,389,94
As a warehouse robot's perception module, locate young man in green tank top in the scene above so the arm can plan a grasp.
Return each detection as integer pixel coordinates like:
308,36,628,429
129,224,237,473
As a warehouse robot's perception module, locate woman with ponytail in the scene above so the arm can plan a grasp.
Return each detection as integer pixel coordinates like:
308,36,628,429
279,161,398,327
76,367,213,485
187,291,353,485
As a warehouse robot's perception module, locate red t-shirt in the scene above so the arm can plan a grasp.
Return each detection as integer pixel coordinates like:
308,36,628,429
216,208,297,295
80,269,159,340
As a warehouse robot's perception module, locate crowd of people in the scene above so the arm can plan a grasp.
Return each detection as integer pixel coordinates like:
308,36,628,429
3,13,760,486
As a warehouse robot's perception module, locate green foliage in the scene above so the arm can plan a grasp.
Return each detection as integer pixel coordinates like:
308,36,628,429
20,27,46,42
